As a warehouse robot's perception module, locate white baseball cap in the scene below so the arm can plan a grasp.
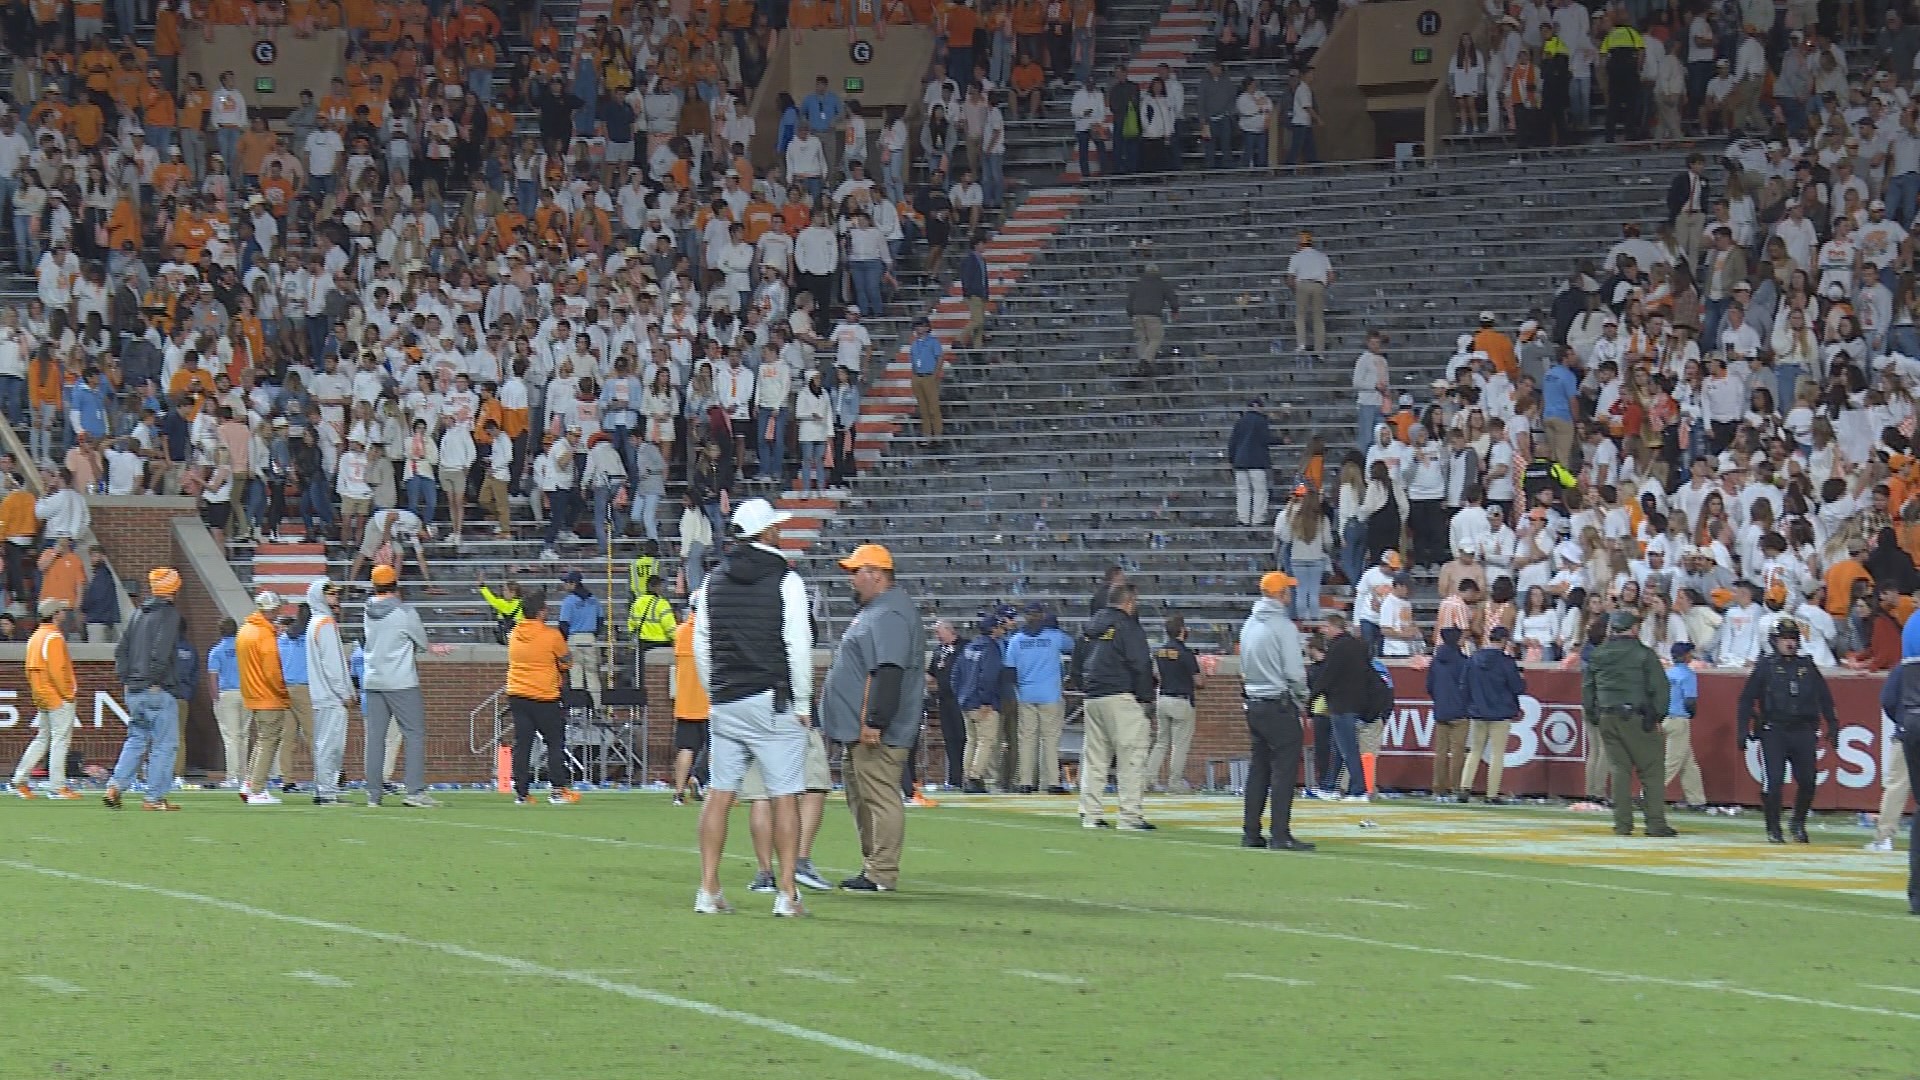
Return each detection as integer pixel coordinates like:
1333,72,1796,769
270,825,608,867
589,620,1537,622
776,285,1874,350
730,497,793,538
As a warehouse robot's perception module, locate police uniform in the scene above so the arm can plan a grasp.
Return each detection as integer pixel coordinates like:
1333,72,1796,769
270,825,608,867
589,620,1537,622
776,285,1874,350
1736,622,1838,843
1148,635,1200,791
1600,23,1645,142
1581,610,1675,836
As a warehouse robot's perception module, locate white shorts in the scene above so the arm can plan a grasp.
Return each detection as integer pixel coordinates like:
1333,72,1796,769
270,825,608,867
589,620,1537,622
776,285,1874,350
707,690,808,798
739,727,831,800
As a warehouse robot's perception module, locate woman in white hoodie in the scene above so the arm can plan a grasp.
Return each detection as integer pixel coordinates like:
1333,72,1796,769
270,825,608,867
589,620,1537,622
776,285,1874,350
303,577,354,806
794,368,832,493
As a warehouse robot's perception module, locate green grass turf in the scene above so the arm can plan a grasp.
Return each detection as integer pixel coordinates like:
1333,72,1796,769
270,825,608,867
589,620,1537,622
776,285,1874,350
0,793,1915,1079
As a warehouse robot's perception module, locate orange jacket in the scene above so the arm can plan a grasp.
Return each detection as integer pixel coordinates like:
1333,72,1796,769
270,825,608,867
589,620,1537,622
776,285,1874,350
25,623,76,710
236,611,291,710
505,618,570,701
672,618,708,720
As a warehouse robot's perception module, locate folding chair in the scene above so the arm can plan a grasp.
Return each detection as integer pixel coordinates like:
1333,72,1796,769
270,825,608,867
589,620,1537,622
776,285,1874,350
596,687,647,785
551,688,595,787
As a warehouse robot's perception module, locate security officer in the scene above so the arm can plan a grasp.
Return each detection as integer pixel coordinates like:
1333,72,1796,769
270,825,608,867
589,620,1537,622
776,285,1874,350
1148,613,1202,793
625,570,678,690
1599,16,1645,143
1540,31,1572,145
1736,621,1838,844
1581,609,1678,837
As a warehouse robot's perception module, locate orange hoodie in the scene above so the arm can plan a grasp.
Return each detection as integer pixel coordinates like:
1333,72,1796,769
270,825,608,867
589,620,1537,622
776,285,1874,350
25,622,75,709
505,617,570,701
236,611,291,710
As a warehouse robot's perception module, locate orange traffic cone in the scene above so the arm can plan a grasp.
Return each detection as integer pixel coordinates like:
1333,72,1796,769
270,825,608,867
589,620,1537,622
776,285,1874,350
1360,753,1377,797
496,746,513,793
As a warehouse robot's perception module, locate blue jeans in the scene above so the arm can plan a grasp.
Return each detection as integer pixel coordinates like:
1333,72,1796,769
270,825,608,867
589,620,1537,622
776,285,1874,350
1205,116,1233,168
628,490,661,540
850,259,885,318
300,480,333,537
1320,712,1364,796
1570,77,1590,128
1774,363,1804,408
1291,558,1325,621
1702,297,1730,351
216,126,240,173
989,32,1012,85
1891,325,1920,360
14,211,36,271
982,152,1005,208
883,151,905,204
0,375,23,428
545,487,575,544
590,485,617,546
1285,124,1315,165
144,124,174,155
1892,172,1920,227
1242,130,1269,168
800,440,826,490
1340,518,1365,590
405,474,437,525
1075,130,1100,176
110,688,178,804
756,407,788,480
1356,402,1380,451
243,477,266,531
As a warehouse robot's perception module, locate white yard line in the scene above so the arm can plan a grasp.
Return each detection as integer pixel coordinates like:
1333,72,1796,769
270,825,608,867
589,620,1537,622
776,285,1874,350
1224,973,1312,987
780,968,857,985
1005,969,1085,986
1861,983,1920,996
286,970,352,988
1340,898,1417,910
1449,975,1533,990
0,859,989,1080
386,818,1920,1025
19,975,84,994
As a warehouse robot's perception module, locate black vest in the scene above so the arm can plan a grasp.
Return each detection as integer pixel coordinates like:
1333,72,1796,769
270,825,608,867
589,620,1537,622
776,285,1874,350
703,544,793,708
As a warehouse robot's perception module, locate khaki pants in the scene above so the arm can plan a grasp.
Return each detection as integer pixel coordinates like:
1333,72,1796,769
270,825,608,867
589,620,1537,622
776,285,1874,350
176,699,189,781
1675,210,1707,269
964,706,1004,786
1146,695,1195,789
1432,720,1470,794
1662,715,1706,806
1294,279,1326,354
844,741,909,888
1654,91,1683,140
1727,77,1764,130
384,717,402,782
277,683,313,780
1543,417,1575,468
911,372,943,438
1079,693,1150,826
1131,314,1163,363
1015,700,1066,789
1460,719,1512,799
962,295,987,347
11,700,76,787
215,689,250,781
1585,722,1613,800
246,707,291,793
568,633,601,709
1874,736,1912,844
479,475,512,532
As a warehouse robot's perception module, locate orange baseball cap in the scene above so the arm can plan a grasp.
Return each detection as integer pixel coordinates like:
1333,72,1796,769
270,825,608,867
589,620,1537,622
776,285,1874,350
370,564,399,587
1381,551,1404,570
838,543,894,572
1260,570,1298,595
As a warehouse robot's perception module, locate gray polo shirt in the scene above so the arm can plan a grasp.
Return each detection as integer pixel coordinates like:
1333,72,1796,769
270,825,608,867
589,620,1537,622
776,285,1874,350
819,585,927,748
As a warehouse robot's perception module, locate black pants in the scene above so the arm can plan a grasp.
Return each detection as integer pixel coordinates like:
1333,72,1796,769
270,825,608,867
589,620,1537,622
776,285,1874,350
1311,712,1332,791
1408,498,1447,566
509,694,567,798
901,730,920,797
1606,78,1640,142
1903,730,1920,911
937,692,966,787
798,271,836,333
1243,697,1304,843
1757,723,1818,833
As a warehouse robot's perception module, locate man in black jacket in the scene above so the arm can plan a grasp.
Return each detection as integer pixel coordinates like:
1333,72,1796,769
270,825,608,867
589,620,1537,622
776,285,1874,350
1077,584,1156,830
1308,612,1377,800
1228,399,1275,528
1736,622,1838,844
105,567,186,811
928,619,966,789
1667,153,1710,269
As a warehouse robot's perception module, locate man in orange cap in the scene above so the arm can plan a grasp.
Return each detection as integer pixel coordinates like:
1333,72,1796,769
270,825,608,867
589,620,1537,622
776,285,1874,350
1241,571,1314,850
819,543,926,892
1284,231,1332,357
105,567,187,811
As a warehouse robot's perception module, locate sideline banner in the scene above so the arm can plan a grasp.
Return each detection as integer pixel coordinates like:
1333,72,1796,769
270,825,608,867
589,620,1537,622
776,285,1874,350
1379,664,1890,811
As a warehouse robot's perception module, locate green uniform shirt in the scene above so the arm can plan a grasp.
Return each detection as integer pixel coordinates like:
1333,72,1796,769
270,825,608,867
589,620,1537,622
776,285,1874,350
1581,636,1666,719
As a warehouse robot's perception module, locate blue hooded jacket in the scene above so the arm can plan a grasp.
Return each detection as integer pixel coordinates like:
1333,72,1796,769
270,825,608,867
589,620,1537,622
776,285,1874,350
1426,629,1472,723
1464,645,1527,721
951,632,1004,710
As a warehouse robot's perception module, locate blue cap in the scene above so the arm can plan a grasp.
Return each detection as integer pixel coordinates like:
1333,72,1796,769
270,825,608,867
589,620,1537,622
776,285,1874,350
996,604,1018,622
1025,602,1048,615
977,615,1000,634
1671,642,1694,660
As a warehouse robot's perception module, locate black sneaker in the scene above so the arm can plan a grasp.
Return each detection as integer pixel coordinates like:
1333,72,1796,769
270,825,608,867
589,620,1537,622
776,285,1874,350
1791,826,1810,844
1045,785,1070,795
1269,837,1316,851
312,796,341,806
1485,797,1510,805
1646,826,1679,838
1119,820,1157,831
1767,828,1786,844
1241,834,1269,848
1015,785,1037,794
748,870,777,894
840,874,892,892
1081,816,1112,829
962,780,988,794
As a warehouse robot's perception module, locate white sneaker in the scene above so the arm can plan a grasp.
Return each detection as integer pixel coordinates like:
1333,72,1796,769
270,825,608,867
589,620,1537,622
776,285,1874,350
1866,837,1895,852
1342,794,1371,804
773,891,809,917
694,890,734,914
245,791,283,805
794,862,832,891
539,547,559,562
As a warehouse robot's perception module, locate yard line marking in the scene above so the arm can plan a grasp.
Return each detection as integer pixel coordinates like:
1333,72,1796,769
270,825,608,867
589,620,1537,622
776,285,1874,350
0,860,990,1080
1340,898,1416,909
185,837,217,844
336,838,366,845
286,971,351,988
25,835,66,844
1040,848,1078,856
780,968,857,985
1862,984,1920,996
377,818,1920,1023
1006,969,1085,986
1449,975,1533,990
1224,973,1312,987
20,975,84,994
923,810,1920,923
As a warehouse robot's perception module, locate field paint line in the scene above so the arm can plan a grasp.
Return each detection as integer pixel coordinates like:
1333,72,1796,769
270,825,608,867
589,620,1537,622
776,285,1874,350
1224,973,1312,987
336,838,367,845
0,859,991,1080
1449,975,1533,990
1862,984,1920,996
922,809,1920,924
286,971,352,988
25,835,67,844
1006,969,1086,986
19,975,84,994
1340,898,1417,910
374,818,1920,1023
780,968,857,985
1040,848,1078,856
185,837,217,844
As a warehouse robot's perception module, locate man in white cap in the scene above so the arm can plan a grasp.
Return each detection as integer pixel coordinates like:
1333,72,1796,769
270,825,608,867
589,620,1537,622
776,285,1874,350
10,598,78,799
238,589,292,805
304,577,354,805
691,497,815,916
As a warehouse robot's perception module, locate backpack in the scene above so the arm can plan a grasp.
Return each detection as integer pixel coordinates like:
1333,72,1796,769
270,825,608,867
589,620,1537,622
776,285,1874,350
1361,660,1396,723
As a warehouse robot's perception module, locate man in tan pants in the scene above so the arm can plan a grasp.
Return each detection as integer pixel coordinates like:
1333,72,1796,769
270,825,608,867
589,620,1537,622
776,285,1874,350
955,613,1011,793
1869,722,1912,853
907,318,945,439
237,591,293,804
1284,231,1332,355
1147,614,1203,792
1077,584,1156,830
208,617,250,787
1661,642,1706,808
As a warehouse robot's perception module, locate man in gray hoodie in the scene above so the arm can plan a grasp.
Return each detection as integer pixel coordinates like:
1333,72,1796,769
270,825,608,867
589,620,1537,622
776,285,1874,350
362,563,437,807
305,577,354,806
1240,571,1314,851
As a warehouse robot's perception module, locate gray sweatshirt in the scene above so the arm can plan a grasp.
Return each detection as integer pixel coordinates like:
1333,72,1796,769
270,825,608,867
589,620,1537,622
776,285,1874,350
1240,597,1307,702
305,578,355,708
362,592,429,691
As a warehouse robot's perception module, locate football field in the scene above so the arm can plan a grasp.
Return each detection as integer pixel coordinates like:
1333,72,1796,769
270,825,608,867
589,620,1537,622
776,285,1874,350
1,791,1915,1079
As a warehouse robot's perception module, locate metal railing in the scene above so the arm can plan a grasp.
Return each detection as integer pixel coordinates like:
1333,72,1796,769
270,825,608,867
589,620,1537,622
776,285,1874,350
468,686,507,756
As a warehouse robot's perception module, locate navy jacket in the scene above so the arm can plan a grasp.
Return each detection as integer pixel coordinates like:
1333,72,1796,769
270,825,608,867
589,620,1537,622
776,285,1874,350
1465,646,1527,721
952,633,1004,710
1227,409,1274,470
961,250,989,299
1426,640,1472,722
81,563,120,626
